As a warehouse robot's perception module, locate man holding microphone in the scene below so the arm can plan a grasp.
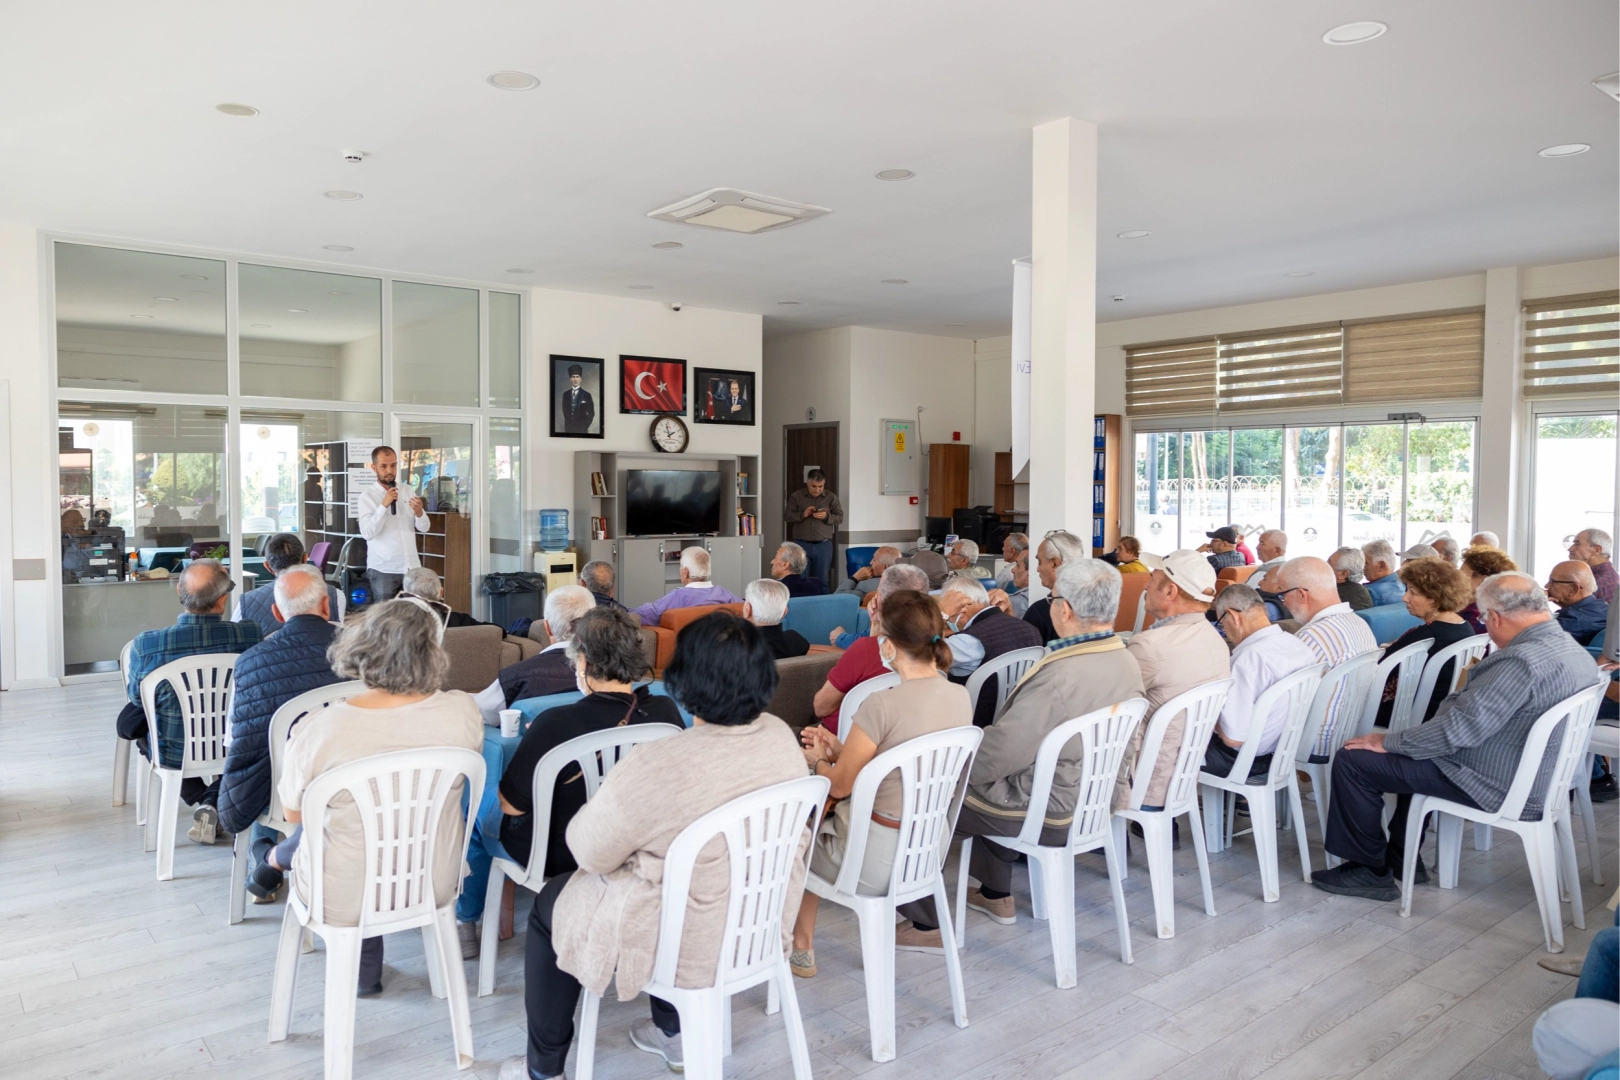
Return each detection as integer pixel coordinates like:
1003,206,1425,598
358,445,429,602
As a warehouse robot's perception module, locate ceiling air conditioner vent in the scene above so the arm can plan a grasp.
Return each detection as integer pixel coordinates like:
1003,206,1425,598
647,188,830,234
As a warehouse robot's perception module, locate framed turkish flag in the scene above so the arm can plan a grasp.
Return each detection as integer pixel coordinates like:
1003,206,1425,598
619,355,687,415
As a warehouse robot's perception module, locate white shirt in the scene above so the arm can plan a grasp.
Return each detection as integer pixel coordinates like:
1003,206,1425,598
1218,624,1321,753
356,480,430,574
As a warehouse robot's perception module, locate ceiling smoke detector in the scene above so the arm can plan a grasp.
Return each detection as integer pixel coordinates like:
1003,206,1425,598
647,188,830,234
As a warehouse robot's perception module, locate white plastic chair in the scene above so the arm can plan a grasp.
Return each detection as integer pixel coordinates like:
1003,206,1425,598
1132,590,1149,633
113,640,139,814
1113,682,1232,939
835,671,900,734
963,645,1044,723
1406,634,1494,851
228,680,365,925
477,723,681,996
139,653,241,881
1200,666,1323,902
1293,651,1381,857
1355,639,1433,739
574,776,830,1080
268,746,486,1080
1573,721,1617,888
1400,681,1604,953
809,726,982,1061
956,699,1149,984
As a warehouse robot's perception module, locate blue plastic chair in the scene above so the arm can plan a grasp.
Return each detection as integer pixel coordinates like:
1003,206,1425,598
1355,603,1422,646
783,593,859,647
643,680,695,727
845,545,879,579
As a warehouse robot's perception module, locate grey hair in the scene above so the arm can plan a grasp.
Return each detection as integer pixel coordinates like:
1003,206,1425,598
402,566,443,601
1212,582,1266,618
679,545,712,581
953,538,980,562
1329,546,1366,581
1475,571,1551,618
1051,558,1120,627
1362,539,1396,569
1039,530,1088,568
273,564,328,619
1402,543,1439,562
1432,537,1462,567
1259,529,1287,552
543,584,596,642
1004,532,1029,556
177,559,233,614
580,559,615,593
877,562,929,600
872,546,901,572
940,571,989,606
564,606,651,684
744,577,790,625
776,541,808,575
1470,531,1500,548
1581,528,1613,555
328,599,449,694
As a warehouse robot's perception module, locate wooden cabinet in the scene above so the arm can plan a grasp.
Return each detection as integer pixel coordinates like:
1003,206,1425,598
928,443,971,520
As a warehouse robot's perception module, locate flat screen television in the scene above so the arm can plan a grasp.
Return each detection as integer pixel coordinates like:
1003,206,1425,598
624,470,723,536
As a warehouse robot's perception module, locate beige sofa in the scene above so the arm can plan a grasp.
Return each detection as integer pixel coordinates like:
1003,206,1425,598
441,624,544,693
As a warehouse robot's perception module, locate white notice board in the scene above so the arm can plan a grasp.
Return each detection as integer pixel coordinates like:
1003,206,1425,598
346,468,374,519
346,438,381,467
879,419,916,495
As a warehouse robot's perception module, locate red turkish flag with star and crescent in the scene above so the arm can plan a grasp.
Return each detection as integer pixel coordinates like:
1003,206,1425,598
619,356,686,414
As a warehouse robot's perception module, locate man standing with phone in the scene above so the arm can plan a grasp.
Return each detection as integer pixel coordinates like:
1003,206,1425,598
784,468,842,589
358,445,429,602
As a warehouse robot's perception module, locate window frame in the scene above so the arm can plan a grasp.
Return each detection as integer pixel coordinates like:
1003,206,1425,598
1524,395,1620,579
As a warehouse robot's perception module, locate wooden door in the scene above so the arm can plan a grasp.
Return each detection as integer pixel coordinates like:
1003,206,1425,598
928,443,970,519
783,423,840,509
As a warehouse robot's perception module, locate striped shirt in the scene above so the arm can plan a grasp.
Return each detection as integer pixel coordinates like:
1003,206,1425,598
1294,602,1379,758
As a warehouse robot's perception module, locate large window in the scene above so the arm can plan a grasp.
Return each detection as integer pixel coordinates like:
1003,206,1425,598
1531,412,1618,577
1132,418,1475,557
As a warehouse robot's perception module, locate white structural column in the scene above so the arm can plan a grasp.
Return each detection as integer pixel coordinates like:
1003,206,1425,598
1478,266,1523,556
1027,117,1098,591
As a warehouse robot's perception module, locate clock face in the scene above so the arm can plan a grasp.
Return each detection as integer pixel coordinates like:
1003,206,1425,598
651,414,689,453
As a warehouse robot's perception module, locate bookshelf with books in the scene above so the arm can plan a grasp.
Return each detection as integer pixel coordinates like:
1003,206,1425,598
1091,414,1122,556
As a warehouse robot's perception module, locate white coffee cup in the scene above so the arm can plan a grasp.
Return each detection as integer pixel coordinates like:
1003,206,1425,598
499,709,521,738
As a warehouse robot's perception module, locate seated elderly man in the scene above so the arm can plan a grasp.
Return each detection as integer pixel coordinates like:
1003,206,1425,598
632,546,741,626
1400,543,1440,565
895,559,1144,935
1312,572,1602,900
1570,527,1618,604
1122,550,1231,808
217,565,343,901
1362,539,1404,606
771,541,829,598
905,548,951,592
990,546,1033,618
1253,529,1289,579
402,566,486,628
836,545,900,598
744,577,809,658
995,532,1030,589
1432,536,1462,568
811,563,930,729
1328,546,1375,612
1279,556,1378,764
1200,526,1247,573
947,538,993,580
234,532,343,637
119,560,262,843
1548,560,1608,646
579,559,625,611
1206,584,1320,781
475,585,598,722
936,571,1043,726
1022,529,1089,643
1470,530,1500,549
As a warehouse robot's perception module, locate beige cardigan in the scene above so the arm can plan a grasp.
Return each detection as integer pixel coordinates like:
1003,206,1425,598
553,713,811,999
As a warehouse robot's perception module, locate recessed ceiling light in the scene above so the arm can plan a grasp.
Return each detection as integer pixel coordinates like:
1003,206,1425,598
1322,21,1387,45
1112,295,1127,302
1539,143,1591,158
179,274,209,281
487,71,540,91
328,290,350,296
129,313,154,319
322,244,354,252
153,296,179,302
881,279,908,285
648,188,831,234
505,268,534,274
215,103,259,117
286,308,308,313
875,169,915,181
628,284,654,290
1284,270,1315,278
777,301,801,306
323,190,363,201
652,241,684,250
1117,230,1151,239
250,323,271,328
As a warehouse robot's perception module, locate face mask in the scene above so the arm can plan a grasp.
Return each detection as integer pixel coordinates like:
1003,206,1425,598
877,636,895,670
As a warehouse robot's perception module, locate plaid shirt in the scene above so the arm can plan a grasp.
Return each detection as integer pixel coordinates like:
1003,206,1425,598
1047,629,1115,652
127,614,262,769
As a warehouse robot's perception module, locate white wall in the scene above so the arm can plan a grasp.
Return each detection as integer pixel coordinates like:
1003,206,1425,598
526,289,762,535
761,327,850,557
972,336,1012,509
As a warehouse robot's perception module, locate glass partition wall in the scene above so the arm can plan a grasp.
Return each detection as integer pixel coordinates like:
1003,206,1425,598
52,240,525,676
1132,418,1476,559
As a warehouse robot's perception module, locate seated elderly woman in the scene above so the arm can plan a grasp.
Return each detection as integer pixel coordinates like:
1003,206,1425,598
789,590,971,975
1459,546,1517,632
744,577,810,658
269,599,483,996
454,606,682,954
1377,556,1477,726
401,566,486,628
497,612,810,1080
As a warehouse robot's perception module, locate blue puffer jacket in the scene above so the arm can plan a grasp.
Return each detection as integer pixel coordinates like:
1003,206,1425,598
217,615,344,835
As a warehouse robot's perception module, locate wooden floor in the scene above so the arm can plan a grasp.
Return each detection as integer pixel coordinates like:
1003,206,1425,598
1,679,1612,1080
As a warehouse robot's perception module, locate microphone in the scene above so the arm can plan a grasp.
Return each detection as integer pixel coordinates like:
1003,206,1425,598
385,478,397,515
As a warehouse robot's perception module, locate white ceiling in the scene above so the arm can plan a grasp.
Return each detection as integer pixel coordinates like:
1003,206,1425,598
4,1,1615,339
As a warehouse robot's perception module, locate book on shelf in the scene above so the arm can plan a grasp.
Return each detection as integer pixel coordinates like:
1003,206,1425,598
736,471,749,496
591,471,607,496
591,515,609,540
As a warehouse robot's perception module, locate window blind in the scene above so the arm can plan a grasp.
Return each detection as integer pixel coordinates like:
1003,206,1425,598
1124,338,1217,417
1522,292,1619,398
1215,324,1342,412
1343,310,1484,404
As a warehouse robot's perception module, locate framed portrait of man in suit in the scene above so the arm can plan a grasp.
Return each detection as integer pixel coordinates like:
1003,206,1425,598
551,355,604,439
693,367,755,425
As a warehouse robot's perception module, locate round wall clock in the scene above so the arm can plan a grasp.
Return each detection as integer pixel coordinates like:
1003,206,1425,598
650,413,689,453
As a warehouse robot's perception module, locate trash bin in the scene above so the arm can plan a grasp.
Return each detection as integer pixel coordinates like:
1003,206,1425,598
483,571,546,630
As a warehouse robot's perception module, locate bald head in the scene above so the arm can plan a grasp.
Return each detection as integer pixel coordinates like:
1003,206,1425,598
1546,559,1597,609
272,564,330,620
177,559,233,615
1276,556,1340,623
872,546,901,572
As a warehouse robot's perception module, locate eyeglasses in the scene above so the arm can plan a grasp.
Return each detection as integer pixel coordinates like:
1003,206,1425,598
1545,579,1579,588
1273,586,1306,600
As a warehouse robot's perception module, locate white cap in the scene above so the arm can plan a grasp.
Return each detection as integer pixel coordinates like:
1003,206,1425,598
1159,549,1218,602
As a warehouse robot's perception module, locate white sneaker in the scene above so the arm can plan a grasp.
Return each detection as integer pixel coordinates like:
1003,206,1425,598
497,1056,556,1080
629,1018,684,1072
187,806,218,845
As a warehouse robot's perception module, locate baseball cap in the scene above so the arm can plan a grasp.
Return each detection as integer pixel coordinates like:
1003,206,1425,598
1160,549,1218,602
901,549,950,589
1399,543,1439,561
1205,526,1240,544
